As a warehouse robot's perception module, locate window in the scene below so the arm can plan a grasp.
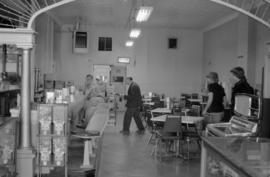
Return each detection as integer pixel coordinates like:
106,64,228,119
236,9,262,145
168,38,178,49
98,37,112,51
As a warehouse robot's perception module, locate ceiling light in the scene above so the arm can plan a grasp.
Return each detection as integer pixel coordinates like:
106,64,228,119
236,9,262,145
125,41,134,47
129,28,141,38
136,6,153,22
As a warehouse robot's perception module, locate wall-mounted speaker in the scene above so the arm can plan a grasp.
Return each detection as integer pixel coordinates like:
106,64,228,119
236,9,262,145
73,31,88,54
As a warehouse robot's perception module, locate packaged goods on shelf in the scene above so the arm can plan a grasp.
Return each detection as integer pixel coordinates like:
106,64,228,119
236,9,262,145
39,137,52,166
0,138,14,164
53,138,66,166
55,89,63,104
45,91,55,104
52,105,68,135
38,104,52,135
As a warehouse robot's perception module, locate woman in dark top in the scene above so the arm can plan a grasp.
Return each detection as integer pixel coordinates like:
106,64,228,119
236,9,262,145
203,72,227,125
230,67,254,112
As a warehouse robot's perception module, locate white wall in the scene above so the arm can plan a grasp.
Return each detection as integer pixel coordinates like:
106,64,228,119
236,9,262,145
203,18,238,84
35,14,55,77
255,22,270,86
34,20,204,97
56,25,133,87
132,28,203,96
203,15,270,90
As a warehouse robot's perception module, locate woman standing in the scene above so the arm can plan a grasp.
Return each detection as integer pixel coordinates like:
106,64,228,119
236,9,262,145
230,67,254,112
203,72,227,125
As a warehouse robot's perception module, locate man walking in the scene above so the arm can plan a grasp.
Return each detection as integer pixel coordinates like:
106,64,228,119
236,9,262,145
120,77,145,135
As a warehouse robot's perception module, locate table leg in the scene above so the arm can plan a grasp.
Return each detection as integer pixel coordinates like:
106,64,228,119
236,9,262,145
200,141,207,177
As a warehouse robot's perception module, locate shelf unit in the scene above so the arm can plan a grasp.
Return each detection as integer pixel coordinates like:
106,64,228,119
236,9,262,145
0,118,18,177
36,104,69,177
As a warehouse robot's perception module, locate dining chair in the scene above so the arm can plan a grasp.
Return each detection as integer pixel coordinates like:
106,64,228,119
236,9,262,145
153,115,182,160
182,116,202,160
147,111,164,145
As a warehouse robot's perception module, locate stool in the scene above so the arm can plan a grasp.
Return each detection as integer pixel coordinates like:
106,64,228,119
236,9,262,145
72,130,100,169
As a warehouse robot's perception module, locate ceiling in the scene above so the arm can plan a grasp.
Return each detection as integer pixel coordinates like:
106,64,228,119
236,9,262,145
49,0,235,29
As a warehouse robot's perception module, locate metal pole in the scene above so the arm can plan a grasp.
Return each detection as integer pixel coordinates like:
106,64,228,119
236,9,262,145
20,48,31,149
2,44,7,73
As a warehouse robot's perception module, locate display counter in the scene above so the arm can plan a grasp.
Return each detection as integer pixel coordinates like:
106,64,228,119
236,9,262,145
200,137,270,177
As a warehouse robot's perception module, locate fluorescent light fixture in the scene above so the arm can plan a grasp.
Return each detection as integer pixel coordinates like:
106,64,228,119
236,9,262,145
129,28,141,38
136,6,153,22
125,41,134,47
118,57,130,64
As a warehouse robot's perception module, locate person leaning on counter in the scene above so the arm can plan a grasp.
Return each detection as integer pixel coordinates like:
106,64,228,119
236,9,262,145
69,74,95,130
203,72,227,126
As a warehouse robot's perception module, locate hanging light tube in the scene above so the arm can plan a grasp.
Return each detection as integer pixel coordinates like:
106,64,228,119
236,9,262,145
129,28,141,38
136,6,153,22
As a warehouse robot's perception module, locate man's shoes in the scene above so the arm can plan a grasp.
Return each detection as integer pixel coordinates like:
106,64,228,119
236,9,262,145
136,129,145,135
120,130,130,135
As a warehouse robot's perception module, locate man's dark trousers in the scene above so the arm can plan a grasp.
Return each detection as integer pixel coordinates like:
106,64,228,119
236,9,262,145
123,107,144,131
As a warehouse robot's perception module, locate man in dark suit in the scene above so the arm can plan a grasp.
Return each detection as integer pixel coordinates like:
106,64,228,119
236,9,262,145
120,77,145,135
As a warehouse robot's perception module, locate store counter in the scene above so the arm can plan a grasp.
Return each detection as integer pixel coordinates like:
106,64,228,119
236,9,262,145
72,103,109,173
200,137,270,177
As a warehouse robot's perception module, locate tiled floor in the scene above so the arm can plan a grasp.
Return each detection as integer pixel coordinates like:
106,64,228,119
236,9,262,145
47,111,201,177
97,112,201,177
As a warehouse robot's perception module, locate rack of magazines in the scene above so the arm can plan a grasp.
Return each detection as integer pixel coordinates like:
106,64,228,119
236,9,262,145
0,118,18,177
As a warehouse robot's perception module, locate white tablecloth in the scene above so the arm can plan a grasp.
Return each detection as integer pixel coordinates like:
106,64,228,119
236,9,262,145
151,115,204,124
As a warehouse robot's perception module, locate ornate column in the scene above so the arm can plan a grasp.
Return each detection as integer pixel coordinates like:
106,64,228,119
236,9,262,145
0,28,36,177
16,30,35,177
20,47,32,149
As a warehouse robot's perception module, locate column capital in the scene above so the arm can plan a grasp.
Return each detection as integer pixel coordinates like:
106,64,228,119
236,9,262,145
0,28,36,49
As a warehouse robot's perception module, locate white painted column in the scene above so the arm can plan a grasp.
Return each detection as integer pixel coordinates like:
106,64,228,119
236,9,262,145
16,46,35,177
20,47,32,148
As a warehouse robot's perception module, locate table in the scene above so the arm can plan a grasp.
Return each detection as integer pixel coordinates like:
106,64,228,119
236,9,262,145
150,115,204,158
188,98,203,103
151,115,204,124
150,108,171,114
143,102,155,106
142,98,152,102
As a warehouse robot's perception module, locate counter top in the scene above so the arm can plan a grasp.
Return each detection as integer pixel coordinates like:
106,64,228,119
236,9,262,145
0,89,20,94
202,137,270,177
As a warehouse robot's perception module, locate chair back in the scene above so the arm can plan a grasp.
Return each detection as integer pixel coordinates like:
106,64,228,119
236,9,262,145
191,93,199,99
189,105,200,116
163,115,182,134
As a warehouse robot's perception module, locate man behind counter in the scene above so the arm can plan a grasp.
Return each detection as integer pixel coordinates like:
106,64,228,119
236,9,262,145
120,77,145,135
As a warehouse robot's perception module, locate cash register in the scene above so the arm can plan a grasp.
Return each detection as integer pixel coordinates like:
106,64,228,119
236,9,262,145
206,94,260,137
